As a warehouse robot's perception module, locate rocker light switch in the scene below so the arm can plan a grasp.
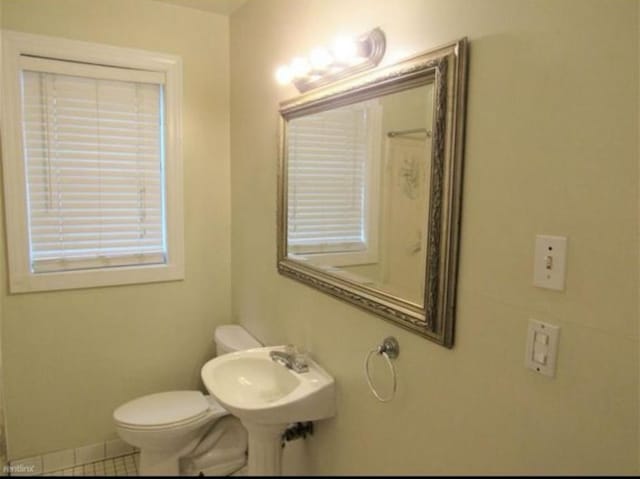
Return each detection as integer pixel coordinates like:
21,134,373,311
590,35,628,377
525,319,560,377
534,235,567,291
533,350,547,365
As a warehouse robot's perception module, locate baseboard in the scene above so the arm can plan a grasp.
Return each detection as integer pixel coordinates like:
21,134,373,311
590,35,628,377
5,438,136,476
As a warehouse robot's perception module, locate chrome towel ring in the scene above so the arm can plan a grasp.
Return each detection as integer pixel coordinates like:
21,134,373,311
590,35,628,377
364,337,399,402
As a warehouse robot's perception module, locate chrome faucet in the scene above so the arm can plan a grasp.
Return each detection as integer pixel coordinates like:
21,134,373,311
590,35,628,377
270,348,309,373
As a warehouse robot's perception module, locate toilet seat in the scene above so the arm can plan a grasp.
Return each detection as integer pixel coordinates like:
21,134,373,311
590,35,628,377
114,391,227,431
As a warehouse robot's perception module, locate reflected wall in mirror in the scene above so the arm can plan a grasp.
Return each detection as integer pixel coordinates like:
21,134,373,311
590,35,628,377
278,39,467,347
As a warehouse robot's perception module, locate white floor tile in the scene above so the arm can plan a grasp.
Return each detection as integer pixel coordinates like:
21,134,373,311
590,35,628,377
9,455,43,476
75,443,105,465
43,449,75,473
105,439,134,459
36,452,139,477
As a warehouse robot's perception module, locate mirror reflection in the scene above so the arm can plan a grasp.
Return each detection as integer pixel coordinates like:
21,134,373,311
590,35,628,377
279,38,467,347
286,83,434,305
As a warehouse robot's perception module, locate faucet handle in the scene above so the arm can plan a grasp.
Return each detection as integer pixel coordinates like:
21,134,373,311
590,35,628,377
284,344,297,355
280,344,309,372
292,350,309,373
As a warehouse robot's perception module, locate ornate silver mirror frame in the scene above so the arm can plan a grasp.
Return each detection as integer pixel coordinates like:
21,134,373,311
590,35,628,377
277,38,468,347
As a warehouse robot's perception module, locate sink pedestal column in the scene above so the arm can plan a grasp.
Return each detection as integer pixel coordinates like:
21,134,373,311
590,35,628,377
241,421,286,475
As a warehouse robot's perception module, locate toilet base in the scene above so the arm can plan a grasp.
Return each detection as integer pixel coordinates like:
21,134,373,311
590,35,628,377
138,445,247,476
183,457,246,476
230,464,248,476
139,449,182,476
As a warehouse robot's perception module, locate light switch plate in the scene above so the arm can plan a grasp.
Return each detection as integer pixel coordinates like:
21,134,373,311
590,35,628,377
533,235,567,291
525,319,560,377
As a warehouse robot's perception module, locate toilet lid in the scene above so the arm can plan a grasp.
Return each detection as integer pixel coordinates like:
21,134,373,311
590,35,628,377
215,325,261,352
114,391,210,428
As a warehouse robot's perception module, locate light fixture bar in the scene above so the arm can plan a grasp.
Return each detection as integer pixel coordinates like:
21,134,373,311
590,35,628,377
276,27,386,93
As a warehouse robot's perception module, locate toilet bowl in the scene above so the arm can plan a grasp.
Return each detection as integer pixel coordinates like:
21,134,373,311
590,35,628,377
113,325,261,476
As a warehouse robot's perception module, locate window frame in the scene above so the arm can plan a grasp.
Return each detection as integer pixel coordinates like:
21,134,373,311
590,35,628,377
287,99,382,268
0,31,184,293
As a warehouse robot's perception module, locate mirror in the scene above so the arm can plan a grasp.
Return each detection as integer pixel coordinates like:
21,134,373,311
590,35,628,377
277,39,468,347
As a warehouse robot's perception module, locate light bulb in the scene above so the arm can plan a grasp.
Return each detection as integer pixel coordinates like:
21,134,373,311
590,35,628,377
332,35,358,63
290,57,311,78
309,47,333,71
275,65,293,85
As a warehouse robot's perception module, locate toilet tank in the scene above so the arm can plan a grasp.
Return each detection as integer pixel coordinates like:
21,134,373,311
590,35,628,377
214,325,261,356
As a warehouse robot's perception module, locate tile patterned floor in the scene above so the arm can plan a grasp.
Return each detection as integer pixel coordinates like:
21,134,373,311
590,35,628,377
41,453,138,477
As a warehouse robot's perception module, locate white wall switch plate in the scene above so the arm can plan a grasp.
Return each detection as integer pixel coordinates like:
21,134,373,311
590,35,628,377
533,235,567,291
525,319,560,377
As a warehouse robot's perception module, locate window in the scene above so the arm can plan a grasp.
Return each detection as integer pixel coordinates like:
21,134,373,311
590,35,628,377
287,100,381,266
1,31,184,292
23,60,165,273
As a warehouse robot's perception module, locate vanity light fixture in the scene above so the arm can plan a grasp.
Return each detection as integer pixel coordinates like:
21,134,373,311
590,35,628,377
275,27,386,93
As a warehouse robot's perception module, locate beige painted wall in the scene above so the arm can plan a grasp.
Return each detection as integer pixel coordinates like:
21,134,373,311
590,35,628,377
0,0,231,459
0,1,5,470
230,0,639,474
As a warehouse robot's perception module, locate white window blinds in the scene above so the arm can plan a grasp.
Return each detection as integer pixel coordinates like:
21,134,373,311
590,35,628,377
21,57,166,273
287,102,373,255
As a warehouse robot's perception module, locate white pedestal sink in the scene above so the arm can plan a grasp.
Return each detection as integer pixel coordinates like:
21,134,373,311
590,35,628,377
201,346,336,476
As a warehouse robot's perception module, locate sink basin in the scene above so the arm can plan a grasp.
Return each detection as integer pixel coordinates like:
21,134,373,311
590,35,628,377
201,346,336,475
201,346,335,425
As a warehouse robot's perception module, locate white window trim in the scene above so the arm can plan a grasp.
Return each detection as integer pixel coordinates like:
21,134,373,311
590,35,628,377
0,30,184,293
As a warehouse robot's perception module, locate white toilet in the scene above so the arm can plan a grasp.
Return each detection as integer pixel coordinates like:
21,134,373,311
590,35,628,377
113,325,261,476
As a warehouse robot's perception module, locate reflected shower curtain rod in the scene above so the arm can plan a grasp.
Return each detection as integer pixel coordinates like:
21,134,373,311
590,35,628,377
386,128,432,138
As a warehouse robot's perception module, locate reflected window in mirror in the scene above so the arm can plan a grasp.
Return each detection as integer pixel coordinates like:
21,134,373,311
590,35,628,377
287,99,382,268
286,85,435,305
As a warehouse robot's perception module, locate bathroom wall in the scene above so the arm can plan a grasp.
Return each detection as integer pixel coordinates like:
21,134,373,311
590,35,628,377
230,0,639,474
0,0,231,459
0,2,6,472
